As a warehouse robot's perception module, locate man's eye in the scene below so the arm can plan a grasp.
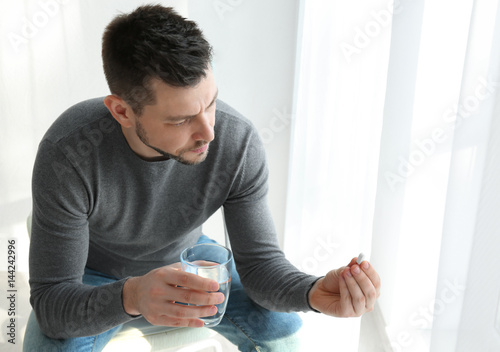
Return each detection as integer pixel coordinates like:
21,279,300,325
173,120,187,126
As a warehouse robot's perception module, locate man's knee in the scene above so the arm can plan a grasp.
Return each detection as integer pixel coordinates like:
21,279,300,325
245,311,302,352
245,310,302,341
23,310,121,352
256,332,302,352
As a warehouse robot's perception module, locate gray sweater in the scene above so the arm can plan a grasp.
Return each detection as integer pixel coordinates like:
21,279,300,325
29,98,318,338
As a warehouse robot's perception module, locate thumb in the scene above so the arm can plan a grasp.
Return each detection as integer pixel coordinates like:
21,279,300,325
322,266,347,293
322,255,359,293
347,257,359,267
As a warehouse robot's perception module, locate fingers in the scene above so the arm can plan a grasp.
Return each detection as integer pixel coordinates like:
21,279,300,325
164,266,220,292
348,258,381,292
346,257,382,297
160,302,217,321
359,261,381,298
342,262,380,316
167,285,225,306
142,290,222,327
338,273,353,317
132,264,227,327
347,257,358,267
343,267,367,316
161,265,225,306
146,303,218,328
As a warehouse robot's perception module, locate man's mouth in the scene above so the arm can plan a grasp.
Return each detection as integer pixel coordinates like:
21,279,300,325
191,143,209,154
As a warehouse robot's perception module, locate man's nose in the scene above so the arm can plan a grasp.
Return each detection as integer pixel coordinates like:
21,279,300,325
192,113,215,142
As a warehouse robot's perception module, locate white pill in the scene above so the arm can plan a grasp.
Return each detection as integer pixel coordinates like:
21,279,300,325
356,253,366,265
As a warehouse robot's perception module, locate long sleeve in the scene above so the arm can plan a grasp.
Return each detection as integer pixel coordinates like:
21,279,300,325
29,140,136,338
28,97,319,339
223,127,319,312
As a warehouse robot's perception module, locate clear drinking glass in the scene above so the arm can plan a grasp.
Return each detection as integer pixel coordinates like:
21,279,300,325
180,243,233,327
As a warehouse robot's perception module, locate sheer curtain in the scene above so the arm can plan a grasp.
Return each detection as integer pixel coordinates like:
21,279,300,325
285,0,393,350
430,1,500,350
286,0,500,351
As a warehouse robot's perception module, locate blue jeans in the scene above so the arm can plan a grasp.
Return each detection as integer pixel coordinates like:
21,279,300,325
23,236,302,352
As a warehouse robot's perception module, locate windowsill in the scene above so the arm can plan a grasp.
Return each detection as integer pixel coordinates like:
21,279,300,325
298,311,362,351
358,302,393,352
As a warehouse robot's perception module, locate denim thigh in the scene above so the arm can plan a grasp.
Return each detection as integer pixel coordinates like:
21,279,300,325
197,235,303,352
23,268,122,352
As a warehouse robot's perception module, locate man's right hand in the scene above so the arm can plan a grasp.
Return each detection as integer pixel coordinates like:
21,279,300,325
122,263,225,327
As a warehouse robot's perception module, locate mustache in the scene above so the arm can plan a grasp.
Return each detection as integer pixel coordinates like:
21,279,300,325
190,141,208,150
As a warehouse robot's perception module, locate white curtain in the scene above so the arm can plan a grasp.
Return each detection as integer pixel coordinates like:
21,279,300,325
286,0,500,351
429,1,500,350
285,0,393,350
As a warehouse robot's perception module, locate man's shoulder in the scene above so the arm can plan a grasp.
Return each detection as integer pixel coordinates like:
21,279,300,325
215,99,242,119
215,100,257,138
42,97,114,145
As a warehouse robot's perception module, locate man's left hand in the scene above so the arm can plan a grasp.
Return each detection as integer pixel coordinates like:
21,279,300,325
308,257,381,317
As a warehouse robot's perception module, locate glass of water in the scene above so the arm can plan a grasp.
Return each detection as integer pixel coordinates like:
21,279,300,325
180,243,233,327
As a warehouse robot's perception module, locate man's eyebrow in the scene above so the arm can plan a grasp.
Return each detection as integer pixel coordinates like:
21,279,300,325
208,89,218,108
165,90,218,121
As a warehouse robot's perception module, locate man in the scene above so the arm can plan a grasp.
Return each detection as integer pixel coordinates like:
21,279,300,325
24,5,380,351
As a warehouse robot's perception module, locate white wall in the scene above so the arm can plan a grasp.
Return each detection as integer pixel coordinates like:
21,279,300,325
0,0,298,270
188,0,299,246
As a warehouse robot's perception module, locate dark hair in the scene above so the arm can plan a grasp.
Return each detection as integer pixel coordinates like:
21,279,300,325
102,5,213,115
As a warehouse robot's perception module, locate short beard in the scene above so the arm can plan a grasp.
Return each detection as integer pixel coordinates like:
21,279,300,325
135,119,208,165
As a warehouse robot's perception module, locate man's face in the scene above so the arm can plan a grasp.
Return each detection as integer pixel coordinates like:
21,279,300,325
128,69,217,165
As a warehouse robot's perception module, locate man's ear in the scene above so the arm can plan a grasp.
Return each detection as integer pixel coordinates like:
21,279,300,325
104,95,135,128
